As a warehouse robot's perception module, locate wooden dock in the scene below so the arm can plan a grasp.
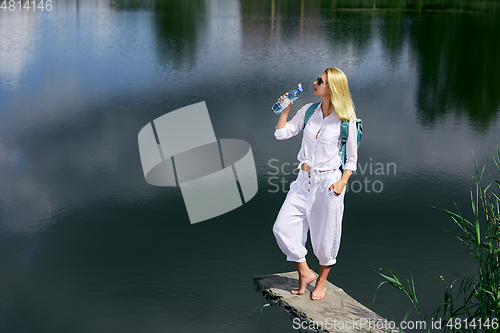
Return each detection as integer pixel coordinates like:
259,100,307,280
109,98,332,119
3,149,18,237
253,271,402,333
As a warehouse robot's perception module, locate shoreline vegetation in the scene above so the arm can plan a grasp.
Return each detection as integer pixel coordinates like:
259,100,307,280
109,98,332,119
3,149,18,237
331,8,486,14
375,146,500,333
320,0,500,13
110,0,500,15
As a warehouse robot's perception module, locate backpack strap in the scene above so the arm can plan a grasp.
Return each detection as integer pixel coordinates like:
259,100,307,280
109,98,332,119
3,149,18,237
302,102,320,129
340,119,349,170
355,119,363,148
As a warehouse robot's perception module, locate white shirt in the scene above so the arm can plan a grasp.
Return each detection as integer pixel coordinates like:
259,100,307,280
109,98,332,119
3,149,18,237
274,102,358,172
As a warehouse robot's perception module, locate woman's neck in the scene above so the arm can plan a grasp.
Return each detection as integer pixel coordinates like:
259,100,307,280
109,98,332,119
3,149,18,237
321,98,334,118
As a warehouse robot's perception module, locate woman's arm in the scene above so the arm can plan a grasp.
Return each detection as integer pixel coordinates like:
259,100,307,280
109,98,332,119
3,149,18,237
274,101,311,140
343,119,358,172
276,100,292,129
329,119,358,195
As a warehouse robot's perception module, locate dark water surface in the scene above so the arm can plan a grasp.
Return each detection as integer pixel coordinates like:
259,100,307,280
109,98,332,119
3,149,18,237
1,1,500,332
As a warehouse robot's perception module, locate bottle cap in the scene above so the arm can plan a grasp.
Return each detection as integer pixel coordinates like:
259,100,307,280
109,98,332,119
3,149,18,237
297,83,303,92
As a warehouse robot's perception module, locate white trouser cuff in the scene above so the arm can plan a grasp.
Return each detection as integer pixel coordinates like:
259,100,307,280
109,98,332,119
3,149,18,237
287,255,306,263
319,258,337,266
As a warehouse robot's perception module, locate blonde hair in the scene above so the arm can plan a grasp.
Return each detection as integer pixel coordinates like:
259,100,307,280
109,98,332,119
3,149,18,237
325,67,357,121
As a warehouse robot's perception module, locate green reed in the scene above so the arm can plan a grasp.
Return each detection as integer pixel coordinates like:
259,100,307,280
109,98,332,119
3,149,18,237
375,145,500,332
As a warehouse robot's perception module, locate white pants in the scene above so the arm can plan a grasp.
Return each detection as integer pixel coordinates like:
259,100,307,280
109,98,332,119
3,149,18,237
272,168,345,266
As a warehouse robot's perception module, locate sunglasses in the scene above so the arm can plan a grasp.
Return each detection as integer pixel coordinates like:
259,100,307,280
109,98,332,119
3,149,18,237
316,77,328,85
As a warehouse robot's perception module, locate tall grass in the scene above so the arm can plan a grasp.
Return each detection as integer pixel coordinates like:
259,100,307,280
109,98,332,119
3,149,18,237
375,146,500,332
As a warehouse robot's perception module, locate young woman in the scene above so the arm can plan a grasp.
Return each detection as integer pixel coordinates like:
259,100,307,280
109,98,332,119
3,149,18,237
272,67,358,300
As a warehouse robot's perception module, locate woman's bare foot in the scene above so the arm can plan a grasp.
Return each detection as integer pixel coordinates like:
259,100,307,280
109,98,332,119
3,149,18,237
311,279,327,300
291,270,316,295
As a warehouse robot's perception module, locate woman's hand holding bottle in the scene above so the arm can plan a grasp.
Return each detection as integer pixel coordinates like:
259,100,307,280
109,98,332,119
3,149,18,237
276,93,293,129
272,83,303,115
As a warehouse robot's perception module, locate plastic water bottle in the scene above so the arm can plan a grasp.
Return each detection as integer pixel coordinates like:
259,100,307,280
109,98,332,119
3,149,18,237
272,83,304,115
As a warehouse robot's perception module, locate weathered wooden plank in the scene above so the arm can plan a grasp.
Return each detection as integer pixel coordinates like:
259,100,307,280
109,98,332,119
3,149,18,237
253,271,402,333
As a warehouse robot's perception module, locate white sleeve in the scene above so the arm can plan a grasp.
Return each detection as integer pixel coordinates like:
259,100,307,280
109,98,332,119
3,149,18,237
344,119,358,172
274,103,312,140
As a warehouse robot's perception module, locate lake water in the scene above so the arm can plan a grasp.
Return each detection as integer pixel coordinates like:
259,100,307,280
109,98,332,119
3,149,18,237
1,1,500,332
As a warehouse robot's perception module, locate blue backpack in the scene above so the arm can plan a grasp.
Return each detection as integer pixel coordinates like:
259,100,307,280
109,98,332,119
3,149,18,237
302,102,363,170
